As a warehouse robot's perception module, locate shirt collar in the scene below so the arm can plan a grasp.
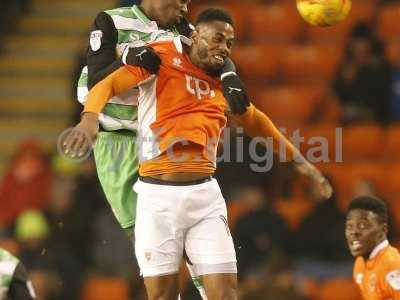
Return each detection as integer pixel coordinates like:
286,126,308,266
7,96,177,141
369,240,389,259
131,5,151,25
173,35,192,54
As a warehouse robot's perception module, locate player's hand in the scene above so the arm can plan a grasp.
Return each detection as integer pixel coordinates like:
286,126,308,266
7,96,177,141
294,160,333,200
62,113,99,158
122,46,161,74
221,73,250,115
175,17,194,38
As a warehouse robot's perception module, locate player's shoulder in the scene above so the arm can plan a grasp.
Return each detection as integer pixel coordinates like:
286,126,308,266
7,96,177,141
104,6,137,19
0,248,19,275
376,245,400,288
382,245,400,267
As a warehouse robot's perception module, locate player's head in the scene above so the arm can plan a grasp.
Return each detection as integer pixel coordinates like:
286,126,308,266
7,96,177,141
189,8,234,74
345,196,388,258
141,0,190,28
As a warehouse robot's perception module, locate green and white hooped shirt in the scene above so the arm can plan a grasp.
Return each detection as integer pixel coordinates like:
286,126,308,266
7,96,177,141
77,5,180,131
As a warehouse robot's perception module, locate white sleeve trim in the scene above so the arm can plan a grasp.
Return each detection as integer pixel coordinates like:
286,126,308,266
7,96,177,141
220,71,237,80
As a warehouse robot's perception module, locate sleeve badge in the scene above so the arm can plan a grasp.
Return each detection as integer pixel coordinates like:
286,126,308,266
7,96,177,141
90,30,103,52
386,270,400,290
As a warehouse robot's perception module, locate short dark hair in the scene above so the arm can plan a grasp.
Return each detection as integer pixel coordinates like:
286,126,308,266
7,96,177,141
347,196,388,224
195,8,234,26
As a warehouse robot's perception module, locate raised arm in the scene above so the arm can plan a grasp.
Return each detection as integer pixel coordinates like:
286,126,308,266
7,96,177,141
230,104,333,200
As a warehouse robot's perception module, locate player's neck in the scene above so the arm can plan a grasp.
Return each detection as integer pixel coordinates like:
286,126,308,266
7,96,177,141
365,238,388,260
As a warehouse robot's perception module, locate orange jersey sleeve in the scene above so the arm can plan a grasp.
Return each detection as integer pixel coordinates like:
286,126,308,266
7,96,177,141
381,256,400,299
83,66,151,114
230,104,298,160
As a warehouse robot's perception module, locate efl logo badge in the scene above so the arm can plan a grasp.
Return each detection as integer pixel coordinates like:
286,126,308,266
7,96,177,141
90,30,103,52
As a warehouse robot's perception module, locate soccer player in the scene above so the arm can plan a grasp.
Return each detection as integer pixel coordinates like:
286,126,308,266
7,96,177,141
66,8,332,300
0,248,36,299
75,1,248,297
346,196,400,300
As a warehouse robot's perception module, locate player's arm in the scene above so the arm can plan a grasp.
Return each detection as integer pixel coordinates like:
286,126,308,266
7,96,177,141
383,261,400,299
87,12,161,89
63,66,152,157
8,262,36,299
87,12,122,89
230,104,332,200
220,58,250,115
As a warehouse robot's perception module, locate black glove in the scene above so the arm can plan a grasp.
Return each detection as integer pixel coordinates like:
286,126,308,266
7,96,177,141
122,45,161,74
221,72,250,115
175,17,194,38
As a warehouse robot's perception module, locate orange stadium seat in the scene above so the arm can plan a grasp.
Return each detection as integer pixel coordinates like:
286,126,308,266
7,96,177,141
255,84,325,129
384,123,400,160
231,44,281,82
281,43,342,83
377,3,400,42
301,124,340,162
380,163,400,201
247,3,304,43
316,277,363,300
341,123,385,162
80,277,129,300
275,195,315,231
326,162,387,212
305,0,377,43
189,3,247,41
386,40,400,68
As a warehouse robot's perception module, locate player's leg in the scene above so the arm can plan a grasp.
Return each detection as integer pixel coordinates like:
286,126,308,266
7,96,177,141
185,262,208,299
201,272,237,300
133,179,185,300
93,130,138,234
184,179,238,300
143,275,180,300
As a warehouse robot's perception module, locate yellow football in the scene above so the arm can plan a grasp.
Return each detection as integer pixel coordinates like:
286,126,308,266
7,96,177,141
296,0,352,26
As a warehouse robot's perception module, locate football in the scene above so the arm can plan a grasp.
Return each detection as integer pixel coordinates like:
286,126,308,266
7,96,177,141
296,0,352,26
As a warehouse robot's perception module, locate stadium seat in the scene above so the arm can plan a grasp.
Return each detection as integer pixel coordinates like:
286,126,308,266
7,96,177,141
316,277,363,300
386,40,400,68
80,276,129,300
380,163,400,201
301,124,340,162
281,43,342,82
255,84,325,129
389,194,400,234
341,123,385,162
384,123,400,160
231,44,281,82
247,3,304,43
274,195,315,231
326,162,386,212
305,0,377,43
377,3,400,42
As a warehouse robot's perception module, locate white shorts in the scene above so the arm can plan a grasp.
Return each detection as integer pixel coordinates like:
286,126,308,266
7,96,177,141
133,178,237,277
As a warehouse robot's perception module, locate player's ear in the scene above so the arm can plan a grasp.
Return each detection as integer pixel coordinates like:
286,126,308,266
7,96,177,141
382,222,389,237
191,29,199,44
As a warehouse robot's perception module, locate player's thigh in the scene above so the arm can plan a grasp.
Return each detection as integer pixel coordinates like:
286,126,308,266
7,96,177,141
201,273,238,300
93,131,138,229
184,194,236,266
134,180,184,277
143,273,179,300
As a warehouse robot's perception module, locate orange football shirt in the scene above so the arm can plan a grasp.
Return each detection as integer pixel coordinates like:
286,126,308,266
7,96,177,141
353,241,400,300
84,38,297,176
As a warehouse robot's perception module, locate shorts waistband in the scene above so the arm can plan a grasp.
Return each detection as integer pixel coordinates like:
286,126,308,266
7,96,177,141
139,175,213,186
